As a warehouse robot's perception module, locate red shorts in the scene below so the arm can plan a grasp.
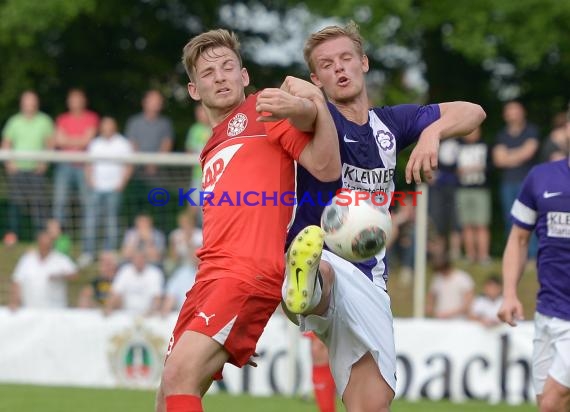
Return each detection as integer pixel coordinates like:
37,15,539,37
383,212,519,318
166,277,281,379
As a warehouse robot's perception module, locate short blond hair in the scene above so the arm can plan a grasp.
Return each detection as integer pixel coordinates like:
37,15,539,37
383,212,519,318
304,21,364,72
182,29,242,81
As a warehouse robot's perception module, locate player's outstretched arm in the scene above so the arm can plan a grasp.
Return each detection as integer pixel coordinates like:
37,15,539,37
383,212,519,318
431,102,487,140
498,225,530,327
405,101,486,184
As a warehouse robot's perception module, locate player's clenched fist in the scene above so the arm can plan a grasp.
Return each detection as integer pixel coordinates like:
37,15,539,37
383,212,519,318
405,133,439,184
255,88,312,121
280,76,324,102
497,296,524,327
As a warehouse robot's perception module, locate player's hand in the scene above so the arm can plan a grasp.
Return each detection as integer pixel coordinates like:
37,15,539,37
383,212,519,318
498,296,524,327
246,352,259,367
405,134,440,184
280,76,323,102
256,88,309,122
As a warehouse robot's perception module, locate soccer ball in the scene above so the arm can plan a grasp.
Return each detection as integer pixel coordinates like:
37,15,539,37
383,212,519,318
320,191,392,262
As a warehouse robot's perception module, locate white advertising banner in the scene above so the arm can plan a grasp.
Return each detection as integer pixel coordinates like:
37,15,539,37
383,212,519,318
0,309,535,403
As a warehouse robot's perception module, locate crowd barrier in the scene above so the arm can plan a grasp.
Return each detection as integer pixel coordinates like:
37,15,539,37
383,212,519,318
0,308,534,404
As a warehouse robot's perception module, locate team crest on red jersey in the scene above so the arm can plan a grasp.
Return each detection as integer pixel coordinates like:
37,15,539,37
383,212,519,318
227,113,248,137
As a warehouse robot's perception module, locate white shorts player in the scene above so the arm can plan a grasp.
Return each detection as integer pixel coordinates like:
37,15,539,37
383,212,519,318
283,226,396,397
499,158,570,409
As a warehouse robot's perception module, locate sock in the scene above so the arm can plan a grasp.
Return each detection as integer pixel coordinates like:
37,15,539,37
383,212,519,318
165,394,203,412
312,364,336,412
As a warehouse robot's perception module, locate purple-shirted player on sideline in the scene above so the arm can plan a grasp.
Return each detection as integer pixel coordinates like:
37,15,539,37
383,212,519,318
498,108,570,412
280,22,486,412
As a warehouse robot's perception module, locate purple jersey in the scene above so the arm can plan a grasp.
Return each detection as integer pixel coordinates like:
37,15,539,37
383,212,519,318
510,159,570,320
288,102,440,286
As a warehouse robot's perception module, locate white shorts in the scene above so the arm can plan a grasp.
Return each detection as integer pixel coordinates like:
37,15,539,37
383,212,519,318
532,312,570,394
300,250,396,397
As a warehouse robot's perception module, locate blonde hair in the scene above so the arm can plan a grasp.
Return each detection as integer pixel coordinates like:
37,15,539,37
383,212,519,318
182,29,242,81
304,21,364,72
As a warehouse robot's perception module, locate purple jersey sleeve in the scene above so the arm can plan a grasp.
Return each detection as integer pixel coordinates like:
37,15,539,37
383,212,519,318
510,168,538,231
374,104,440,152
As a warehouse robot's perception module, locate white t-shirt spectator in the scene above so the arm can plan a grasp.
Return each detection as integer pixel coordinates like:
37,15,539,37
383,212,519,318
471,295,503,322
12,250,77,308
111,264,163,314
429,269,475,318
88,134,133,192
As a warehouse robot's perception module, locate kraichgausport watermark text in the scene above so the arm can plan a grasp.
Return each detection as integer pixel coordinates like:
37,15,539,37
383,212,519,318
147,188,422,207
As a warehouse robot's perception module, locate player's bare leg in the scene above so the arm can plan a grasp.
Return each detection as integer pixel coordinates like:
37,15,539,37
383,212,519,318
283,225,334,315
156,369,214,412
155,383,166,412
538,377,570,412
157,330,229,411
343,352,394,412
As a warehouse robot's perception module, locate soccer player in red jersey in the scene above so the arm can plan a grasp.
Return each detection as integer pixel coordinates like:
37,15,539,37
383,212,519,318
155,29,340,412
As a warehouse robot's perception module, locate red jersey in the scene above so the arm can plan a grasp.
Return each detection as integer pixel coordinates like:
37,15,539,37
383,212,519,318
196,93,311,299
56,111,99,151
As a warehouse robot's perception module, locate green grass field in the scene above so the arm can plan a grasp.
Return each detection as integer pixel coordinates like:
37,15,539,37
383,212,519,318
0,385,536,412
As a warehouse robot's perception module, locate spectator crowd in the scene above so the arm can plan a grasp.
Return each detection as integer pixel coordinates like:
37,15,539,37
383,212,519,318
1,89,568,320
2,88,210,316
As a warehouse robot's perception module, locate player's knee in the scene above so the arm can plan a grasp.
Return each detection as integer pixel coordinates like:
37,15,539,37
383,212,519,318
366,396,391,412
539,398,556,412
539,393,563,412
344,396,390,412
161,358,201,395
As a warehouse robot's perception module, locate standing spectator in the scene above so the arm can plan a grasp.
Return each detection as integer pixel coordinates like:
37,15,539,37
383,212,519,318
185,105,211,227
82,117,133,266
2,91,54,244
77,251,118,308
103,249,164,316
492,100,539,237
124,89,174,221
168,211,202,269
52,89,99,239
389,201,416,285
470,275,503,327
8,231,77,310
428,138,462,260
540,111,568,162
121,213,166,266
426,253,475,319
457,126,491,264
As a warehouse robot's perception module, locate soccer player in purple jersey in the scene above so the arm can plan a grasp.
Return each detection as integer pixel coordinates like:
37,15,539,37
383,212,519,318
498,109,570,412
281,22,485,411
